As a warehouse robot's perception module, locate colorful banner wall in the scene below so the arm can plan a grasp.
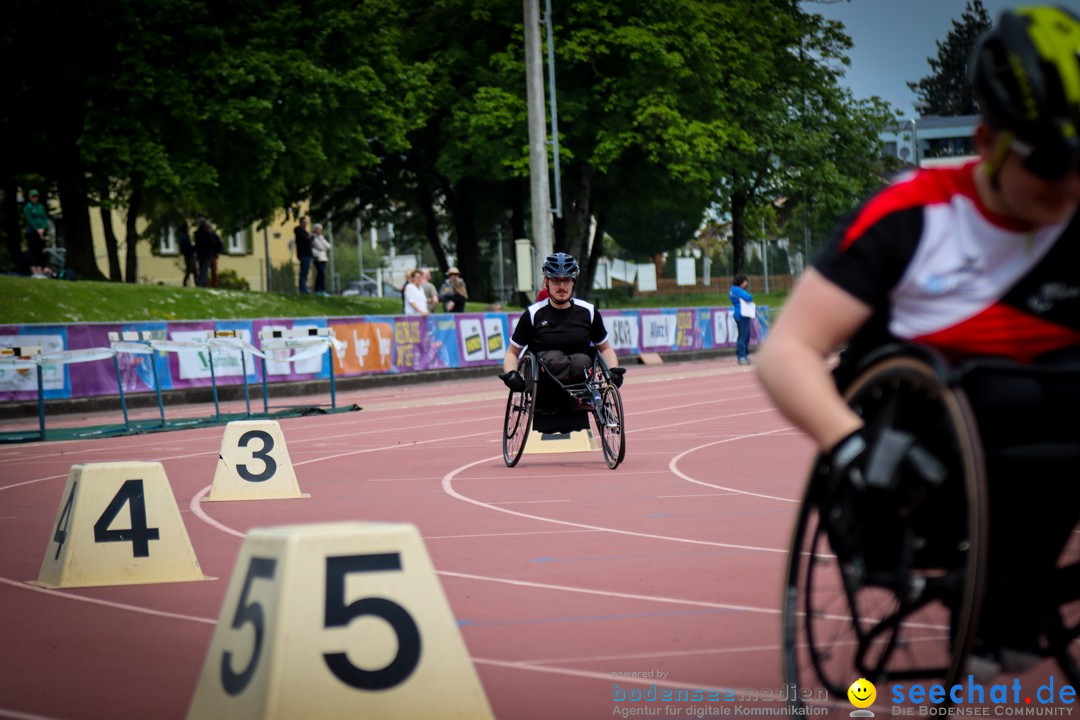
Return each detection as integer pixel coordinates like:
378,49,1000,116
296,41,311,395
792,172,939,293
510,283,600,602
0,306,769,403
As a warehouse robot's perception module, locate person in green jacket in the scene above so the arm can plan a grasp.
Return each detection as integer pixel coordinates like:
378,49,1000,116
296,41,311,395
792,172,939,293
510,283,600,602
22,189,49,275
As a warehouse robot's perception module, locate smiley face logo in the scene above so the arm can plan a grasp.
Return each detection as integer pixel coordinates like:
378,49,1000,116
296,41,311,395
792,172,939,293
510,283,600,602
847,678,876,709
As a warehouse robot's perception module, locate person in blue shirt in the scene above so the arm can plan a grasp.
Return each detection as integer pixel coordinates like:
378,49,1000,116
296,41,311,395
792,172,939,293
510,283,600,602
729,273,754,365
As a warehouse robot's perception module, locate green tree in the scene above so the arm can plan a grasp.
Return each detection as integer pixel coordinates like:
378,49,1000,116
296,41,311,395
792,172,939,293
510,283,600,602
907,0,992,117
711,2,898,276
3,0,421,281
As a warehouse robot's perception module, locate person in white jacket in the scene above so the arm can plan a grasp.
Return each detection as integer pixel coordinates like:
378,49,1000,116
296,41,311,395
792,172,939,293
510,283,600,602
311,223,331,294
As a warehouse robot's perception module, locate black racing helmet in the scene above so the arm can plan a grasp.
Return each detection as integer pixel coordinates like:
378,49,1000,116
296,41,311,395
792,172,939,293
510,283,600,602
542,252,580,279
971,5,1080,179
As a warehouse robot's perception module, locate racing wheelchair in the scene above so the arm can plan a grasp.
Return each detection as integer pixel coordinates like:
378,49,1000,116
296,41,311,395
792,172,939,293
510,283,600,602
502,349,626,469
783,344,1080,708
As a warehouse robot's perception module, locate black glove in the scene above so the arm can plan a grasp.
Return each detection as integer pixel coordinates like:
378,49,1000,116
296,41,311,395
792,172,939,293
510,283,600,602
499,370,526,392
829,427,946,492
609,367,626,388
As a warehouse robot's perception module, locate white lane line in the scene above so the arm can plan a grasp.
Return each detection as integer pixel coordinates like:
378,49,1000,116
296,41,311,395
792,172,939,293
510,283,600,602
438,570,779,615
441,455,788,555
668,429,803,503
491,499,573,505
0,576,215,625
656,493,739,499
425,529,600,540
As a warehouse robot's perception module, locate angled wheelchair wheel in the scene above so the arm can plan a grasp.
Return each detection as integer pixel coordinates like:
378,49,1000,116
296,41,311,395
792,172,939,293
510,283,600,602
595,385,625,469
502,354,535,468
1052,532,1080,685
783,356,988,707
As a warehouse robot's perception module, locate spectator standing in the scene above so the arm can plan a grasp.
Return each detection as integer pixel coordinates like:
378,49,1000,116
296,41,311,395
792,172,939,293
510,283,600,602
311,223,331,294
403,269,430,315
729,273,755,365
421,268,438,312
193,219,216,287
295,216,313,293
22,189,48,275
178,223,196,287
439,266,469,312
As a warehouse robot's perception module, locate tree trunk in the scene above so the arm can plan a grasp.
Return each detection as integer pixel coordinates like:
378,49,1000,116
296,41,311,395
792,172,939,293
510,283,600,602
2,177,22,268
562,167,593,264
444,178,484,300
100,204,122,282
579,210,607,302
124,185,140,283
56,155,105,281
415,182,448,273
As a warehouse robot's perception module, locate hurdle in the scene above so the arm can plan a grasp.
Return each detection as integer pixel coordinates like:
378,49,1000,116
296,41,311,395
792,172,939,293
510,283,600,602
109,331,166,427
205,329,256,421
258,326,341,413
1,344,131,442
1,345,44,441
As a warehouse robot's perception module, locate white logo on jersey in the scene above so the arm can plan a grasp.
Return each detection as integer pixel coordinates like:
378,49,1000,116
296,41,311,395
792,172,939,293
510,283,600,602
1028,282,1080,313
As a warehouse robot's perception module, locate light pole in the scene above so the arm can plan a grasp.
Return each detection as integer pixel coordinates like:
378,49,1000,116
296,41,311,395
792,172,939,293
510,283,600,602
907,117,920,167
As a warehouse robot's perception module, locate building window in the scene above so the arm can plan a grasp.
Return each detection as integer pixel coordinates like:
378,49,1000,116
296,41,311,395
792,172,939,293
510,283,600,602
227,230,247,255
160,226,178,255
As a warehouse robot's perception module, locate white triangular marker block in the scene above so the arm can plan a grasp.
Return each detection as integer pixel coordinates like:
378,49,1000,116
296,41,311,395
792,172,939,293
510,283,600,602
523,428,599,454
32,462,211,588
205,420,309,501
186,522,494,720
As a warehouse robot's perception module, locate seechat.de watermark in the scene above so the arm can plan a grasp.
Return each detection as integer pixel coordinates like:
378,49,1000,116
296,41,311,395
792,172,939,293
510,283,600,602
888,675,1076,716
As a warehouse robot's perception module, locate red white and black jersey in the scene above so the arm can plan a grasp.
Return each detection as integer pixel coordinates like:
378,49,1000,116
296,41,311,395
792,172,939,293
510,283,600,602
816,162,1080,367
510,298,609,354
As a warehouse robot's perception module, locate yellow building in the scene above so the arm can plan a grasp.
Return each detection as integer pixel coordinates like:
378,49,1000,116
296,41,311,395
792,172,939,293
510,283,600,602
89,208,303,290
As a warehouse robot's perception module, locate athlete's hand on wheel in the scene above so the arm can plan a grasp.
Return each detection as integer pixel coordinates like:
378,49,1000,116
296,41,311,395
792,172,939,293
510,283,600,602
499,370,526,392
829,427,946,492
609,367,625,388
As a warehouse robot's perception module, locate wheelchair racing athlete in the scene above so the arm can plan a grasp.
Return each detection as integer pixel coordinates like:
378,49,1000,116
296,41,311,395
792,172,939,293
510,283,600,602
500,252,624,392
757,5,1080,677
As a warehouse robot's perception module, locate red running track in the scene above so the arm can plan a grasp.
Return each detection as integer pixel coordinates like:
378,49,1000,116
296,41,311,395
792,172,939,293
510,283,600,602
0,357,1067,720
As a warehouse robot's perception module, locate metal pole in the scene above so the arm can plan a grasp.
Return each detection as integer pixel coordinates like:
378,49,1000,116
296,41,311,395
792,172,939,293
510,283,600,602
543,0,562,219
524,0,553,276
497,226,505,303
36,364,46,441
261,356,270,415
208,346,220,422
327,215,336,294
150,349,165,426
113,355,130,431
911,117,920,167
761,217,770,294
240,347,250,417
264,226,272,292
356,207,363,285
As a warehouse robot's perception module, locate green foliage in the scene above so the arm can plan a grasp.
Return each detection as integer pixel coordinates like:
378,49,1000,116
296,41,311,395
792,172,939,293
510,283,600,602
4,0,901,293
907,0,992,117
215,268,250,291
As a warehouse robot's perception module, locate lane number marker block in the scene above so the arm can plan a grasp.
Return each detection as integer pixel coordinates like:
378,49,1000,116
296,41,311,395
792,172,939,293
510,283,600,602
523,428,598,454
32,462,212,588
205,420,309,502
186,522,494,720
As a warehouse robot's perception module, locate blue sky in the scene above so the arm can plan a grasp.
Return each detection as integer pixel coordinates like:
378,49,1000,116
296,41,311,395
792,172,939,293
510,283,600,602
802,0,1023,116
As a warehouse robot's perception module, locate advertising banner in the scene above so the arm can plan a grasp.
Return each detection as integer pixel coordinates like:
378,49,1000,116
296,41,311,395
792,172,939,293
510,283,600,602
2,305,769,403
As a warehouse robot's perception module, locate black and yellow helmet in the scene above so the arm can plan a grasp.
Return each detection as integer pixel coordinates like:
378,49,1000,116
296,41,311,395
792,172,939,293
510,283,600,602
972,5,1080,178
